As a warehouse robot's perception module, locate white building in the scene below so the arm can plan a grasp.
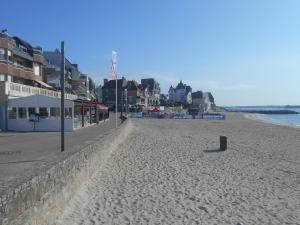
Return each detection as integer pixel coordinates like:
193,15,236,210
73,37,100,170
203,92,215,111
168,81,192,104
0,80,107,132
7,95,74,131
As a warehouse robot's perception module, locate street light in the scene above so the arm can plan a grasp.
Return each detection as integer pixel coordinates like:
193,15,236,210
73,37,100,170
60,41,65,152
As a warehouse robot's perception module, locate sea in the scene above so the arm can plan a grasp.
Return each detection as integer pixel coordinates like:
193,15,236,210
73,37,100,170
225,106,300,127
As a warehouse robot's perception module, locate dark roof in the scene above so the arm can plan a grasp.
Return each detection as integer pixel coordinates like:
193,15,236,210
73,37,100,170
185,85,192,95
43,50,73,68
141,78,155,92
102,79,127,89
138,84,144,90
207,92,214,103
127,80,140,91
13,36,34,55
13,36,33,49
175,80,185,90
192,91,203,99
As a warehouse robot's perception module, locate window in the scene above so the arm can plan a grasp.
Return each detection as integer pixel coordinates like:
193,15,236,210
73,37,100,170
65,108,73,119
50,108,60,118
0,74,5,81
18,107,27,119
7,50,12,61
39,107,49,118
28,107,37,117
33,63,40,76
8,107,17,119
7,75,12,82
0,48,5,60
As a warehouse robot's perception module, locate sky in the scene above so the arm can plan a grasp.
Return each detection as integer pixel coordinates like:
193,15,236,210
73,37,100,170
1,0,300,106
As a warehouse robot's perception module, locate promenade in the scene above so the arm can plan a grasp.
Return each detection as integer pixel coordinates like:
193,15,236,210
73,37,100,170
57,114,300,225
0,113,121,196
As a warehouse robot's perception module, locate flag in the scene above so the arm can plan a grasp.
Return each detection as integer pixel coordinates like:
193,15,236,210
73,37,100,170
111,51,117,80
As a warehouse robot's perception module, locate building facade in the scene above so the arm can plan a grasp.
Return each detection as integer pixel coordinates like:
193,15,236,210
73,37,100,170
102,77,128,110
96,84,102,103
168,81,192,105
191,91,203,107
0,31,45,87
43,50,96,100
126,80,143,106
0,31,102,131
203,92,215,111
141,78,160,106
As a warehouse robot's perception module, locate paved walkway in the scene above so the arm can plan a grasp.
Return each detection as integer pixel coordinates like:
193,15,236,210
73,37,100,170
0,113,122,195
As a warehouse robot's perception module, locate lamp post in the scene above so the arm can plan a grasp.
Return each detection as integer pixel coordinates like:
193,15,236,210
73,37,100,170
60,41,65,152
111,51,117,128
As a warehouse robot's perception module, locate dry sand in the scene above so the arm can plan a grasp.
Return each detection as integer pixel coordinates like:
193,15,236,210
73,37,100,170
57,113,300,225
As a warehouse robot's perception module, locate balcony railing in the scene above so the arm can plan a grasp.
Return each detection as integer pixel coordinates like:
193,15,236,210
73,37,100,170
13,46,34,61
7,82,78,100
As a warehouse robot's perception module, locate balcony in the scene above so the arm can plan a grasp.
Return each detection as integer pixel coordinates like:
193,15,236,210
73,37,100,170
0,61,38,81
13,46,33,61
33,48,44,63
6,81,78,100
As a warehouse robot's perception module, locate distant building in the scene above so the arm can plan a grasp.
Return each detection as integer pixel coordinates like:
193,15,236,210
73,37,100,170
141,78,160,106
203,92,215,111
192,91,203,106
43,50,75,92
96,85,102,103
126,80,143,106
168,80,192,104
43,50,96,100
102,77,127,110
74,74,96,100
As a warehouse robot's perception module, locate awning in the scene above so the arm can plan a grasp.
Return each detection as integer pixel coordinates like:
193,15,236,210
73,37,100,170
97,103,109,110
150,108,160,113
35,80,55,89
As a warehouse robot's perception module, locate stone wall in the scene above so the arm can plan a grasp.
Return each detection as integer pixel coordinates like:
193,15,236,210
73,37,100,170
0,119,132,225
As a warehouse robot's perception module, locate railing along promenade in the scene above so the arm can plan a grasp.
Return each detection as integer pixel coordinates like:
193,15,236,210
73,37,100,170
6,81,78,100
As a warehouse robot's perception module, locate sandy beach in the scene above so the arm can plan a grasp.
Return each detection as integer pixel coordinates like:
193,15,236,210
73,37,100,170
57,113,300,225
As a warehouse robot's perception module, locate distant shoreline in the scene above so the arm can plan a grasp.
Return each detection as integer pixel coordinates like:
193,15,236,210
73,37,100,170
243,113,300,130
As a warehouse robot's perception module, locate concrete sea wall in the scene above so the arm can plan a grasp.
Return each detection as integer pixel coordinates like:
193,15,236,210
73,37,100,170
0,120,132,225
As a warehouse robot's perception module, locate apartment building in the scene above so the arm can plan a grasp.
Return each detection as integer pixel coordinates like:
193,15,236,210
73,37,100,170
0,31,48,87
0,31,101,131
43,50,96,100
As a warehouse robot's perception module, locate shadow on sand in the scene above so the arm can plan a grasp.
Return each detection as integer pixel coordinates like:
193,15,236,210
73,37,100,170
203,149,225,153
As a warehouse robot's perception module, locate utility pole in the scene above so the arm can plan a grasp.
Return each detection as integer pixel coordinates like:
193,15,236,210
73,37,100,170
60,41,65,152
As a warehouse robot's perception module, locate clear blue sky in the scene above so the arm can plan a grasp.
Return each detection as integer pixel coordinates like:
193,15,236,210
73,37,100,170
1,0,300,106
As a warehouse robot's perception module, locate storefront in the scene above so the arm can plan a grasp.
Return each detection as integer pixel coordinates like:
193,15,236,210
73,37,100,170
7,95,74,131
74,99,96,129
